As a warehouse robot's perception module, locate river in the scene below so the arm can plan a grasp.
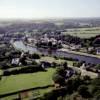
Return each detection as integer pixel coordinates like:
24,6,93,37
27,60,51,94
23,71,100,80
13,41,100,64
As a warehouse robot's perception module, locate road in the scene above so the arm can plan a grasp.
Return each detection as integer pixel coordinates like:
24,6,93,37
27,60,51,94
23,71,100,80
69,65,98,79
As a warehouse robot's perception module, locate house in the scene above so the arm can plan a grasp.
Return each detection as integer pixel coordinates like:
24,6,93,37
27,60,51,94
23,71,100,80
11,58,20,65
93,37,100,47
96,47,100,55
65,68,75,78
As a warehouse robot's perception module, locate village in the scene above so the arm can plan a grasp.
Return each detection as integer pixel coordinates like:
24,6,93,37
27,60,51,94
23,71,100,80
0,25,100,99
0,16,100,100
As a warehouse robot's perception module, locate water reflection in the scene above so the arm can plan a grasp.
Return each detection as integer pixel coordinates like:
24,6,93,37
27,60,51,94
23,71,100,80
13,41,100,64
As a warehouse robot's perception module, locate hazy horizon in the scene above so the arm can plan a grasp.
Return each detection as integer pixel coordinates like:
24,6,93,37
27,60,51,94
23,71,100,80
0,0,100,19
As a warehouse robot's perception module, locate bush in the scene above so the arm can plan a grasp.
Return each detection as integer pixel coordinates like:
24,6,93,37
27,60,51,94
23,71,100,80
32,53,40,59
52,74,65,86
78,85,91,98
32,61,38,65
41,54,45,57
83,75,91,81
65,76,83,94
3,65,45,76
53,56,59,60
69,92,82,100
73,62,81,67
42,88,67,100
92,78,100,86
82,75,91,85
3,70,11,76
61,57,78,61
42,90,58,100
63,62,68,69
92,86,100,96
95,94,100,100
55,67,66,77
95,64,100,70
52,62,57,68
1,63,11,69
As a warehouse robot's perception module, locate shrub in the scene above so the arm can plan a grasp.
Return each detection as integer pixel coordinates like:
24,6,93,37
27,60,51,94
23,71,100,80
63,62,68,69
73,62,81,67
52,62,57,68
82,75,91,85
32,53,40,59
32,61,38,65
3,65,45,76
78,85,91,98
69,92,82,100
42,90,58,100
52,74,65,86
95,64,100,70
63,57,78,61
65,76,83,94
3,70,11,76
92,78,100,86
55,67,66,77
53,56,59,60
83,75,91,81
92,86,100,96
42,88,67,100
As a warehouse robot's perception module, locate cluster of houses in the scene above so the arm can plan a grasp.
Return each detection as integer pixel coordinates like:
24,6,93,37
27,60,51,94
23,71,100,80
36,34,62,49
11,52,28,66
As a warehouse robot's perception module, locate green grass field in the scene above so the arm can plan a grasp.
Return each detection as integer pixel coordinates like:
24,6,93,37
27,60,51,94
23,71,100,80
0,56,74,99
1,87,54,100
40,56,74,66
0,68,55,95
62,27,100,38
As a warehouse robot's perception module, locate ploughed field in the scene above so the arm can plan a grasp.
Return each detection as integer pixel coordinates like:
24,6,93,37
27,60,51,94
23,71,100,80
62,27,100,38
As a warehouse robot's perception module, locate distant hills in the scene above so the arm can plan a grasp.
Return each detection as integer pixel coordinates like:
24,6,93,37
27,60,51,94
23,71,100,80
0,18,100,34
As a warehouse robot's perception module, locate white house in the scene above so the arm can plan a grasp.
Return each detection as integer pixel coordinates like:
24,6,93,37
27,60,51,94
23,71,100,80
96,47,100,55
11,58,20,65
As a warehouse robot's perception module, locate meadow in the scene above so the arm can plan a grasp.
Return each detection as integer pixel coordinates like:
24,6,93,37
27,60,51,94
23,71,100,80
0,68,55,96
62,27,100,38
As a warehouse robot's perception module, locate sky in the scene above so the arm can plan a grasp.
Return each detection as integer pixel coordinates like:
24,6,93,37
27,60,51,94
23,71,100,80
0,0,100,19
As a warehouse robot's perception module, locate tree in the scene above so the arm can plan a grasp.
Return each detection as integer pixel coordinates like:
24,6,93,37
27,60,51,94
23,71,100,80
31,53,40,59
92,86,100,97
78,85,92,98
69,92,82,100
48,41,52,48
92,78,100,86
55,67,66,77
63,62,68,69
95,64,100,70
85,40,91,52
52,74,65,86
20,55,27,65
42,89,59,100
66,76,83,94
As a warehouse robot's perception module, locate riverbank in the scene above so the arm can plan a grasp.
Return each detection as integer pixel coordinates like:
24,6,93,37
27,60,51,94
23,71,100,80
59,48,100,59
12,41,100,64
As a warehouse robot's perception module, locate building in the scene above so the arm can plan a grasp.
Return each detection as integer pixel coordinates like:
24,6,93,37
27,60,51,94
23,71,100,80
96,47,100,55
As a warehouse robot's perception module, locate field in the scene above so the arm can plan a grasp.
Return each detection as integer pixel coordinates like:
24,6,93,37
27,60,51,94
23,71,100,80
0,68,55,96
62,27,100,38
0,56,74,99
40,56,74,66
0,56,73,95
